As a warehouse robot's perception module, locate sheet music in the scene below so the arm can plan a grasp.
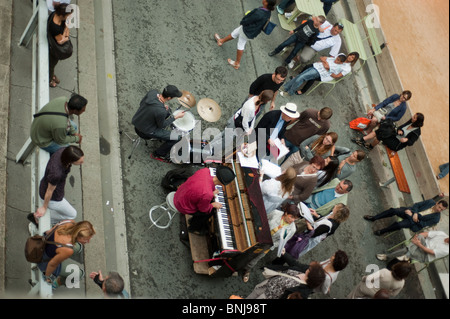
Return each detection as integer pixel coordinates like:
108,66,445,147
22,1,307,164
237,151,259,168
260,159,282,178
273,138,289,160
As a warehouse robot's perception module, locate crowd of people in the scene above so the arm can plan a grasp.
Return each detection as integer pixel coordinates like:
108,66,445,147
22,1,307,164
23,0,448,300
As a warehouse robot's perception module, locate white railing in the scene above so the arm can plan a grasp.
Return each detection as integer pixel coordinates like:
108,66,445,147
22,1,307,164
18,0,53,298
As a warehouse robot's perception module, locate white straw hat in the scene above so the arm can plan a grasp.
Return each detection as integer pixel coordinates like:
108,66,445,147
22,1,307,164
280,102,300,118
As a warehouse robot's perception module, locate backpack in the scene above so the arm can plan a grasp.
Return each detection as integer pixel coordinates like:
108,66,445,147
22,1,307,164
376,118,397,139
25,222,74,263
161,167,196,192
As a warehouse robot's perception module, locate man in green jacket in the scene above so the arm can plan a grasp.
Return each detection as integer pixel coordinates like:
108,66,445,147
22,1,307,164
30,94,87,155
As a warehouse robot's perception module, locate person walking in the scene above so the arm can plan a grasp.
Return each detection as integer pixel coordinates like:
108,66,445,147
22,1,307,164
214,0,276,70
28,146,85,226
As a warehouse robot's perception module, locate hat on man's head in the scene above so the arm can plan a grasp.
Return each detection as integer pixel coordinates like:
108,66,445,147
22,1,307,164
280,102,300,118
215,166,236,185
163,85,183,98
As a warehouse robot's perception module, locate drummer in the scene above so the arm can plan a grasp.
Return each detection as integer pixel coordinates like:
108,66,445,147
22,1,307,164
132,85,185,163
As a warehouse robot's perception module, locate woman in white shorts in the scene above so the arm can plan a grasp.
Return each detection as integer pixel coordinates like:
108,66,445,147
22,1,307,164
214,0,275,69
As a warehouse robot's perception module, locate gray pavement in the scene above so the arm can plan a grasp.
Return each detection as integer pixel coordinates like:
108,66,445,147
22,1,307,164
1,0,447,301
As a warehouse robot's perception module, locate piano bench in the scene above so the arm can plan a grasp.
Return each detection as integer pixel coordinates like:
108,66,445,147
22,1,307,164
149,192,179,229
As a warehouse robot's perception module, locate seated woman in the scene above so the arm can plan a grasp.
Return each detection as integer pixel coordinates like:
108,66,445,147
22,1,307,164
315,156,339,188
297,52,360,95
289,156,325,204
259,167,297,214
242,202,300,283
364,90,412,134
335,149,366,180
353,113,424,151
299,132,338,161
280,55,347,96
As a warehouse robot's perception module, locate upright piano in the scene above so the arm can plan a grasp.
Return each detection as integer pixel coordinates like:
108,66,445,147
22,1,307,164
186,161,273,277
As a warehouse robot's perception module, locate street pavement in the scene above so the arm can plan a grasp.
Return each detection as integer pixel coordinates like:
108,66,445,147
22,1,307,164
1,0,447,301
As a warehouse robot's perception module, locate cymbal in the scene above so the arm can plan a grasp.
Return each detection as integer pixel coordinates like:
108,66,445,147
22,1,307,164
177,90,196,108
197,98,221,122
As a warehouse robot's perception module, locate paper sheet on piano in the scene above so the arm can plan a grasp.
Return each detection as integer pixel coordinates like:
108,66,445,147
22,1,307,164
237,151,259,168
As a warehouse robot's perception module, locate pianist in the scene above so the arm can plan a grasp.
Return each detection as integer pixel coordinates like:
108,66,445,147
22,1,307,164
174,165,236,235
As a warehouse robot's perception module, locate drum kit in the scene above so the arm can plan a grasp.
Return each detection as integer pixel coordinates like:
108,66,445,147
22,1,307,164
171,90,222,135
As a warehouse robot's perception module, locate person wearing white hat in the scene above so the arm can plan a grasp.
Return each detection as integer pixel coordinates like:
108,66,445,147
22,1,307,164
255,103,300,158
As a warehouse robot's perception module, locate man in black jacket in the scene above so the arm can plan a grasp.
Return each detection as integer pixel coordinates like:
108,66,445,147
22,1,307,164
131,85,184,162
255,102,300,158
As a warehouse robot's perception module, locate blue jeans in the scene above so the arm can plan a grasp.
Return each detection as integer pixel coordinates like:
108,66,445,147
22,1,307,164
438,163,449,179
278,0,295,11
273,34,306,64
283,67,320,95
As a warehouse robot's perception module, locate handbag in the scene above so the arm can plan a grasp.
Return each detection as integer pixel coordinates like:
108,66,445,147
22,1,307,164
25,222,74,263
284,230,315,259
47,12,73,60
349,117,371,132
263,20,277,35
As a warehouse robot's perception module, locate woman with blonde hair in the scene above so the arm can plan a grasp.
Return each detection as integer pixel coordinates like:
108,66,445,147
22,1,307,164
299,132,338,161
260,166,297,214
38,220,96,289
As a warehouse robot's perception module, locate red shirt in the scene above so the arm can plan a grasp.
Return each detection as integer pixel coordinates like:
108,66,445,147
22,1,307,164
174,168,216,214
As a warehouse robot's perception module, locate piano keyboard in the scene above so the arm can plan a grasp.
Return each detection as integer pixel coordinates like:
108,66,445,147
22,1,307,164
209,167,235,250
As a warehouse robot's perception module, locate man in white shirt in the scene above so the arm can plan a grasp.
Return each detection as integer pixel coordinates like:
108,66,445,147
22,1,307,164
280,54,346,96
299,22,343,64
377,231,449,263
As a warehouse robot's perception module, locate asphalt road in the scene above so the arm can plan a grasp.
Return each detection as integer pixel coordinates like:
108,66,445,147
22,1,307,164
111,0,424,299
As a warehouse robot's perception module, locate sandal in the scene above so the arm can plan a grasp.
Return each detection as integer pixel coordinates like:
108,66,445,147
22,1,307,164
227,59,240,70
50,80,58,88
242,270,250,283
52,75,60,84
214,33,222,46
295,90,302,95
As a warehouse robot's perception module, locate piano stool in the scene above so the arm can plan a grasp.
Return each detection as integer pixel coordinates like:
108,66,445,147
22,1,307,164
149,191,179,229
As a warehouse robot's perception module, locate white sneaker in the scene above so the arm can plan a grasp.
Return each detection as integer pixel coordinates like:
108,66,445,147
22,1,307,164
279,91,289,97
284,12,297,21
287,61,295,69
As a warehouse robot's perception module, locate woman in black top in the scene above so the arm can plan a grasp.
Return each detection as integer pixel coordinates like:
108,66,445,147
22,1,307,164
48,3,73,87
355,113,424,151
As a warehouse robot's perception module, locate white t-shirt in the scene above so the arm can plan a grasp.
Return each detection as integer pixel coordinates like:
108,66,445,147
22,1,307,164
313,57,344,82
311,22,342,57
234,96,258,133
47,0,71,12
426,231,449,262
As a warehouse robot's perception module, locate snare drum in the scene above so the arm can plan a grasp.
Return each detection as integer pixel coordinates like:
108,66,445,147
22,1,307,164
172,110,196,136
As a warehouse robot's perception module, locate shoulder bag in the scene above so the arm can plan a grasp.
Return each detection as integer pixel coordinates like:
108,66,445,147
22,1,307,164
47,12,73,60
25,221,74,263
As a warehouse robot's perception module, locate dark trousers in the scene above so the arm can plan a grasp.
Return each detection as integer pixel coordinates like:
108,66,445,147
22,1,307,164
49,52,59,81
187,212,212,233
372,208,414,234
273,35,307,64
